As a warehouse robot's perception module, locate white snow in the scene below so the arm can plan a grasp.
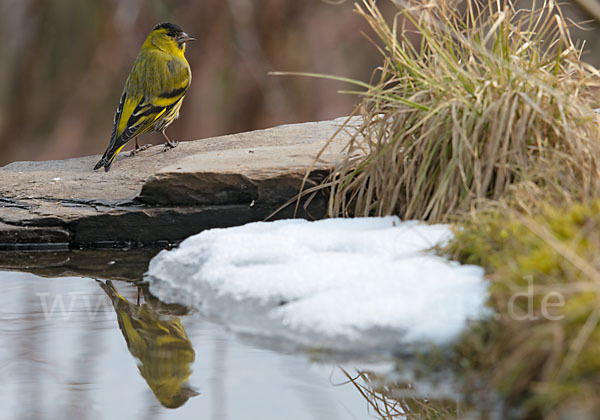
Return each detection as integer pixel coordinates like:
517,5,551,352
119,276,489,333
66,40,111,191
145,217,488,353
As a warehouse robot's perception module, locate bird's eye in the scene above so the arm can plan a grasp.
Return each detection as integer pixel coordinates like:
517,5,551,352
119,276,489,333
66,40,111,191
167,31,176,37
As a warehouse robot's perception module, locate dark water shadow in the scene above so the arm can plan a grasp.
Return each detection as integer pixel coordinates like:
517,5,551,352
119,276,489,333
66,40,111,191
0,249,159,281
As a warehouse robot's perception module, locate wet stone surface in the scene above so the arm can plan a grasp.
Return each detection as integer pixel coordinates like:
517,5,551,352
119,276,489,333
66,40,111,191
0,117,355,250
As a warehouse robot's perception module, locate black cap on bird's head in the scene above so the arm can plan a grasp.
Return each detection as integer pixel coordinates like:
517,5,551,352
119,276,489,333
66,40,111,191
153,22,183,33
153,22,195,45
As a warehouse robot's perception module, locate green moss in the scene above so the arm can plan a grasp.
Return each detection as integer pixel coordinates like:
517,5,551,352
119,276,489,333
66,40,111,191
448,200,600,418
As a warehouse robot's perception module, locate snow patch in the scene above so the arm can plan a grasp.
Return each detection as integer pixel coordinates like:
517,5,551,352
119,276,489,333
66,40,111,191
145,217,488,353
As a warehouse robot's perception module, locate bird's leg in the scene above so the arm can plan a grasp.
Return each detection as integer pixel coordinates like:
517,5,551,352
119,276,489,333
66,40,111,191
128,137,152,156
136,286,141,306
162,130,179,152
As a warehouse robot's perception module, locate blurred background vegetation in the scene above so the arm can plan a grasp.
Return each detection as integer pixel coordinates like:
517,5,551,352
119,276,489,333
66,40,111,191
0,0,598,166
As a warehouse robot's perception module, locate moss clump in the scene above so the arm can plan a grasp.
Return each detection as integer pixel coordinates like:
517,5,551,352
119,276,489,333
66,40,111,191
448,200,600,418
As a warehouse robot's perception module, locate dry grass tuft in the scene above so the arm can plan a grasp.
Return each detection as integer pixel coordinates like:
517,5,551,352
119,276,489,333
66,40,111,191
319,0,600,221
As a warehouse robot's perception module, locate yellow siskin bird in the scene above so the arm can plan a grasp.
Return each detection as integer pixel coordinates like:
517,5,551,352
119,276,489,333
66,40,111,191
94,22,194,172
97,280,199,408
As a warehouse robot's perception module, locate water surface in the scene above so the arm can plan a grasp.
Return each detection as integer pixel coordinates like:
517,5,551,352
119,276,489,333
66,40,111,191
0,247,478,420
0,271,405,420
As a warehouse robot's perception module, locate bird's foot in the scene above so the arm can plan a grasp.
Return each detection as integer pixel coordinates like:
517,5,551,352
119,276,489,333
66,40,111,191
162,140,179,152
128,144,152,156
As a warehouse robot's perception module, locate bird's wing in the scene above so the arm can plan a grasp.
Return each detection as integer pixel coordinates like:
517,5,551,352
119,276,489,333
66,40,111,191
117,51,190,141
99,51,190,168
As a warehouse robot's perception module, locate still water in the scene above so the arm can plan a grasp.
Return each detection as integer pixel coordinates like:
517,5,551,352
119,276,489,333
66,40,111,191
0,269,411,420
0,248,471,420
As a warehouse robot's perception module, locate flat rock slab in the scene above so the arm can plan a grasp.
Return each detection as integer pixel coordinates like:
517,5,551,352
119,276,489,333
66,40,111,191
0,117,356,249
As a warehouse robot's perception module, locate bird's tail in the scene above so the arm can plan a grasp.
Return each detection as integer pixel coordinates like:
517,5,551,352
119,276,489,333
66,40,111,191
93,155,108,171
93,143,126,172
96,279,129,307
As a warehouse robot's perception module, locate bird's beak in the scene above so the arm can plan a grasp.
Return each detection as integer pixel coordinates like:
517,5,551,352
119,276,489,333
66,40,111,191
177,32,196,44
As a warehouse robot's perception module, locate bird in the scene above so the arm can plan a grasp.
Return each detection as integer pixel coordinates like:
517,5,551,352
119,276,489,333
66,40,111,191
94,22,194,172
97,280,199,408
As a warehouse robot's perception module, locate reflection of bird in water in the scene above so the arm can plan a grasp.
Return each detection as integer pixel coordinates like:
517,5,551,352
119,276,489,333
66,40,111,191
97,280,198,408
